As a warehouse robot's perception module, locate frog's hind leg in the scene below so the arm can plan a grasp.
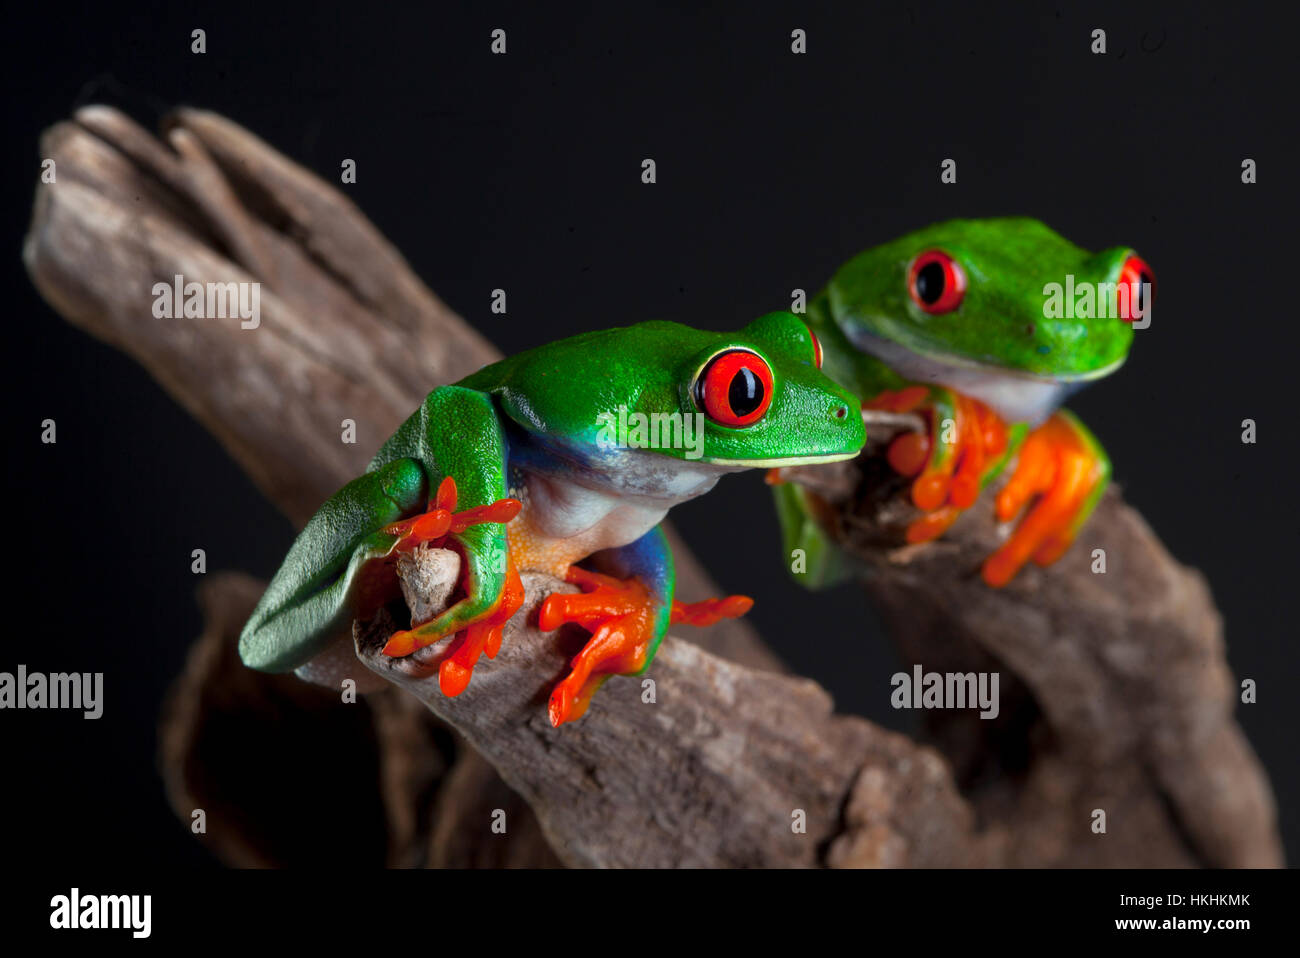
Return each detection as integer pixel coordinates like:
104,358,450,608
538,527,752,726
982,410,1110,586
768,477,853,589
239,458,429,673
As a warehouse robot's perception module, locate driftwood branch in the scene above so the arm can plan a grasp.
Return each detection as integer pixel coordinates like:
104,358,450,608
26,105,1281,867
785,430,1283,867
356,554,985,867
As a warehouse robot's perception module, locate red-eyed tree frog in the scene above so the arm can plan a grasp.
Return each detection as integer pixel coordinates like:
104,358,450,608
240,312,864,725
774,218,1153,588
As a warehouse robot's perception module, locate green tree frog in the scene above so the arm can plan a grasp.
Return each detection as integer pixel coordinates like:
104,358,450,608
240,312,864,725
774,218,1153,587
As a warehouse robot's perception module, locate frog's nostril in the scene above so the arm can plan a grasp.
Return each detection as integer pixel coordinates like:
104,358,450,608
834,405,848,420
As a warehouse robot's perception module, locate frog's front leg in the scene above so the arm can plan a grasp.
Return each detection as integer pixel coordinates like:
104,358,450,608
379,479,525,697
981,410,1110,587
867,384,1023,541
766,381,1013,591
371,387,526,690
537,526,751,726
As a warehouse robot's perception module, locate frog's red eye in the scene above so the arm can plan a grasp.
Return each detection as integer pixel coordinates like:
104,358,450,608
809,328,824,369
1117,254,1155,322
695,349,773,427
908,249,966,314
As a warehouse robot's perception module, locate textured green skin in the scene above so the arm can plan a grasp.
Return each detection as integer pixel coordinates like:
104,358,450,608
778,218,1137,587
240,311,864,673
457,311,859,465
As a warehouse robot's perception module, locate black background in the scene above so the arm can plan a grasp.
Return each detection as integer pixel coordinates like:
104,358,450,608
2,0,1296,869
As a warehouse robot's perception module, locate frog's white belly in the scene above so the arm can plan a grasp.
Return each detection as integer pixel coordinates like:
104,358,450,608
505,453,737,578
844,326,1106,425
908,361,1072,425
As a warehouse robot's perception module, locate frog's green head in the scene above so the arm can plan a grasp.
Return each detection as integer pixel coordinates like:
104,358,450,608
490,311,865,469
823,218,1152,416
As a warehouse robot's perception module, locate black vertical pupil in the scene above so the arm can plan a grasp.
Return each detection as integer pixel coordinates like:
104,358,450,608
729,367,764,416
916,261,946,304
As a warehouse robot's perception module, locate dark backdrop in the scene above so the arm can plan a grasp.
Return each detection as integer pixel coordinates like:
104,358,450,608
3,1,1295,867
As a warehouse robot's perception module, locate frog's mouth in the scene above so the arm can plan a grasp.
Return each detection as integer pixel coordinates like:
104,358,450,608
844,326,1124,425
700,450,862,469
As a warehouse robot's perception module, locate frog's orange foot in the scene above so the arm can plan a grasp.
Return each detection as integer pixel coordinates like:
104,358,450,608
383,476,521,555
867,388,1009,544
982,412,1108,587
537,568,657,726
381,559,525,694
537,568,753,727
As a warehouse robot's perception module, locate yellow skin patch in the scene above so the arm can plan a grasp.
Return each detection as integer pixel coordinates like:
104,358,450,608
506,514,592,581
505,495,655,580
